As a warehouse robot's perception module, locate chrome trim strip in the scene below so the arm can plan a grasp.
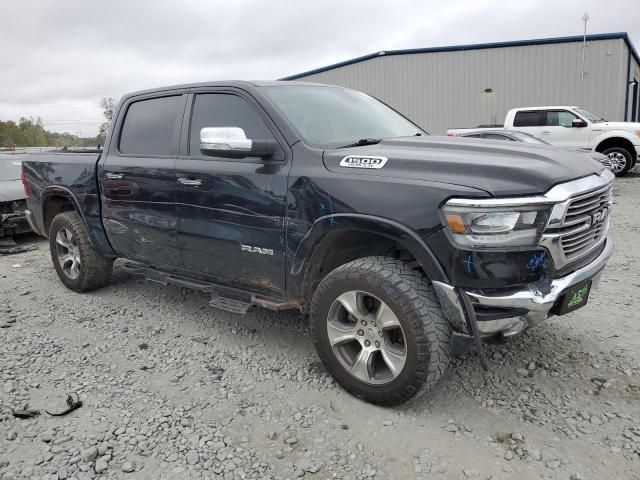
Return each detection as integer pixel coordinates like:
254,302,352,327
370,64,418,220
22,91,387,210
445,171,614,208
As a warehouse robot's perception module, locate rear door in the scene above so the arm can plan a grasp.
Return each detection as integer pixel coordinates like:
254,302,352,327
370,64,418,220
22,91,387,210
539,109,591,148
100,92,187,266
511,110,545,137
174,88,289,293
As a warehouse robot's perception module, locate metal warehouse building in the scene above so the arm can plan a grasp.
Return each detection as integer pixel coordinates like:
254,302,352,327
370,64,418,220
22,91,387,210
282,33,640,135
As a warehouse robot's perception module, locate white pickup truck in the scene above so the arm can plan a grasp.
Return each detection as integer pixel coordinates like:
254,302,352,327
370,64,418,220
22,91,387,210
448,106,640,174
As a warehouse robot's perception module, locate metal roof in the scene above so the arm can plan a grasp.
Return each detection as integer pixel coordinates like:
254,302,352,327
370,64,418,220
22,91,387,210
281,32,640,81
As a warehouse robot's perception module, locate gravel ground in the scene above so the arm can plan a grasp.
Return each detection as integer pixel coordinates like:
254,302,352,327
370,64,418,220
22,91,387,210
1,174,640,480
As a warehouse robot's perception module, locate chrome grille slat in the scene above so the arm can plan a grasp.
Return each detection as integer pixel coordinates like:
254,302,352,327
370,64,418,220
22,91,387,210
568,188,610,203
566,202,607,217
562,230,596,247
567,196,607,210
544,181,613,264
563,237,597,253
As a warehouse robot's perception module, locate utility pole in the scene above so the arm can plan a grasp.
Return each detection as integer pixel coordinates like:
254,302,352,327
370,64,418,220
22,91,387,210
581,12,589,80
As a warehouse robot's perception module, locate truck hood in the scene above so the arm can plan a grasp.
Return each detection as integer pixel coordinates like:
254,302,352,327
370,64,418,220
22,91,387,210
0,180,26,202
323,136,605,197
593,121,640,133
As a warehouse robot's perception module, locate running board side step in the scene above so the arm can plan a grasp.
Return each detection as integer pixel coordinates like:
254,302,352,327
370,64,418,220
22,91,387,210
121,262,293,314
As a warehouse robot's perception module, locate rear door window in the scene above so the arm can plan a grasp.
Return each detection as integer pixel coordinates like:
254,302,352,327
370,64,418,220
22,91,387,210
513,111,543,127
119,95,184,156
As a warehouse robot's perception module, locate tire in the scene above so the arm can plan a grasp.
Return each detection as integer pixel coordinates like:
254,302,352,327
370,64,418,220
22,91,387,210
601,146,634,175
310,256,451,406
49,211,113,292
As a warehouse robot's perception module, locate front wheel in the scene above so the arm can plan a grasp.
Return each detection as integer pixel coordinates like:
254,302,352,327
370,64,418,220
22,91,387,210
49,211,113,292
602,147,634,175
310,257,451,406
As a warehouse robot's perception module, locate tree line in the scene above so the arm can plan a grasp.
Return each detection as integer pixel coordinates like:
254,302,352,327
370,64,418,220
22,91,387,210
0,117,100,148
0,97,116,148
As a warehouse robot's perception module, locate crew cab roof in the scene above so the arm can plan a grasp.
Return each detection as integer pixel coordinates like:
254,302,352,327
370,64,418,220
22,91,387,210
509,106,579,111
122,80,335,100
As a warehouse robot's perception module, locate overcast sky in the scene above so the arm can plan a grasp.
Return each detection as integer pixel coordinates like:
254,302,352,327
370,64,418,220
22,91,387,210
1,0,639,136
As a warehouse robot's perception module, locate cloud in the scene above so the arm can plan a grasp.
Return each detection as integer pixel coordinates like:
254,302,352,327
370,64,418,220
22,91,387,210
1,0,638,135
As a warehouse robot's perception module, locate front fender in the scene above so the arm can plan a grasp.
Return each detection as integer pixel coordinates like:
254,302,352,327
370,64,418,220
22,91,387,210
593,130,640,149
288,213,448,301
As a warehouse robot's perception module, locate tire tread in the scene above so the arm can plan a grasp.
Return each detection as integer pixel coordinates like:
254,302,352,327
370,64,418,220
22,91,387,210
49,211,113,292
310,256,451,406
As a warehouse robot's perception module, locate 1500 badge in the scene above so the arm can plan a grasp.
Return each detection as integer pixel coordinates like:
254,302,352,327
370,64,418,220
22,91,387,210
339,155,388,169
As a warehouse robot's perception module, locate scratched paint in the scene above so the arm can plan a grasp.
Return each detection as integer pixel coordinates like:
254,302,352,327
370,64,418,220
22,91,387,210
527,251,549,282
527,251,548,270
464,253,473,273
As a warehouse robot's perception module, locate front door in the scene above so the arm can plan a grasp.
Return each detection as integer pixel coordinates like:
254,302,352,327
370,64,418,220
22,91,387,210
100,93,186,267
539,109,591,148
175,90,289,293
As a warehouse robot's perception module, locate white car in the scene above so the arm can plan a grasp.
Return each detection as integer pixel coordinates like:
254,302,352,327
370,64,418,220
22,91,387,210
452,129,615,174
448,106,640,175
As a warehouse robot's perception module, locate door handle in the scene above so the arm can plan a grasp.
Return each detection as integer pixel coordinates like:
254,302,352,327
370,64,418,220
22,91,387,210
105,172,124,180
540,131,550,135
177,177,203,187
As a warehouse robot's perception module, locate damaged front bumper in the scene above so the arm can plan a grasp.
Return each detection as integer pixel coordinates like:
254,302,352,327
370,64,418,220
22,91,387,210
433,238,614,341
0,208,31,238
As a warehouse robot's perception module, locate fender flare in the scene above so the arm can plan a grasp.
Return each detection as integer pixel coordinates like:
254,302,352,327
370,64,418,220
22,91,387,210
593,131,639,151
41,186,112,255
288,213,449,301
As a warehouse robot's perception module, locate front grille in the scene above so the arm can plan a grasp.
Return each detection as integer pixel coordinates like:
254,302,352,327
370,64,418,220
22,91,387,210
558,184,612,261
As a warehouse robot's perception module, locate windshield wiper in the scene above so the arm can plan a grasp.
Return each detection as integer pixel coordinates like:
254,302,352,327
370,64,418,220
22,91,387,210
337,138,382,149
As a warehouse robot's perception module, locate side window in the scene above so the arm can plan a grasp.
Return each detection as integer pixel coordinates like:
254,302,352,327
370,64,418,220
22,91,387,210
189,94,275,156
513,111,543,127
119,96,184,155
545,110,578,127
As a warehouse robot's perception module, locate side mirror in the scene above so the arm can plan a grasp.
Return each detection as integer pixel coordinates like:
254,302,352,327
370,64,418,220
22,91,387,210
571,119,588,128
199,127,276,159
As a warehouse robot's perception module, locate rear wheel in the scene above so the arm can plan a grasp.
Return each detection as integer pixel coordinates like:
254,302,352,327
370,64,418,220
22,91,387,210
310,256,451,406
49,211,113,292
602,147,633,175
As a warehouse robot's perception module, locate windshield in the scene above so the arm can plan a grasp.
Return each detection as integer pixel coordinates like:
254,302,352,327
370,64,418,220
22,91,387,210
509,131,550,144
262,86,425,148
574,108,605,123
0,159,22,181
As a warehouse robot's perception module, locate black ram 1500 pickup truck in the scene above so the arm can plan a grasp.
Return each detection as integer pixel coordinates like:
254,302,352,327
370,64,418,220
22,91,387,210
21,81,614,405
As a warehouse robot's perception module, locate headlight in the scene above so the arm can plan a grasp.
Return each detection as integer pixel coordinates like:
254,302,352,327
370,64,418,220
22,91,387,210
635,130,640,138
442,203,550,248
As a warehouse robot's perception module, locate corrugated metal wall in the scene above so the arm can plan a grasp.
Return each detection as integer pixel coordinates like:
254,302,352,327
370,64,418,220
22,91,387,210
627,50,640,121
294,39,628,134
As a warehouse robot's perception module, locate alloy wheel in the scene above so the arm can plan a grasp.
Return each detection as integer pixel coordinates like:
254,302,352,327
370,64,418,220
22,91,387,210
326,290,407,385
607,151,628,174
55,227,81,280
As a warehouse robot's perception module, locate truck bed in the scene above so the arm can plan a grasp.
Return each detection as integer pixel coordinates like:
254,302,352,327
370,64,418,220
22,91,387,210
21,150,112,254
